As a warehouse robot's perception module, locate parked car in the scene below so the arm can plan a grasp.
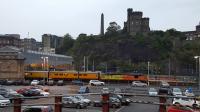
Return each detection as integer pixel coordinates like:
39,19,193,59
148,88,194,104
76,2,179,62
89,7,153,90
0,80,7,85
14,80,24,85
159,86,172,95
89,80,105,86
132,81,147,87
0,88,9,96
167,105,194,112
47,80,54,86
31,80,39,86
78,86,89,94
172,88,182,96
148,88,158,96
93,97,121,108
73,95,91,106
22,89,41,97
160,81,170,88
34,89,50,96
102,87,110,94
114,88,122,93
57,80,64,86
62,96,87,109
38,80,46,85
0,95,10,107
172,96,199,108
184,88,195,97
4,93,24,103
6,80,15,85
23,80,30,86
16,88,30,94
72,80,84,86
110,94,131,106
30,85,49,92
22,106,53,112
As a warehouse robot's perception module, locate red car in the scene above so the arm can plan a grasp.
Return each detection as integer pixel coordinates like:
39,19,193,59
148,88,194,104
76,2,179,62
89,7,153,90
167,106,194,112
16,88,29,94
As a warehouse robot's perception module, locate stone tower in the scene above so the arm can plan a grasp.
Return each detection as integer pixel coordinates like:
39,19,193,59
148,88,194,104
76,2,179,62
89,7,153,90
196,21,200,32
124,8,150,35
100,13,104,35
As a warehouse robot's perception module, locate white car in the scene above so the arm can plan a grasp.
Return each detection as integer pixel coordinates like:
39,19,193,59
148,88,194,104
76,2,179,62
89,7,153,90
73,95,91,106
35,89,50,96
132,81,147,87
148,88,158,96
172,88,182,96
89,80,105,86
31,80,39,86
0,95,10,107
173,96,199,107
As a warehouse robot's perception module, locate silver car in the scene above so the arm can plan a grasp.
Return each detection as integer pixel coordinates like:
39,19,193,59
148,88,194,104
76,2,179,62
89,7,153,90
62,96,87,109
132,81,147,87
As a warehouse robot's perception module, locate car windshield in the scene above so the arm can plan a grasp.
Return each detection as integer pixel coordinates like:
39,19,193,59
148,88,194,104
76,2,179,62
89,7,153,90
173,88,181,92
76,96,84,99
0,95,6,99
149,88,156,92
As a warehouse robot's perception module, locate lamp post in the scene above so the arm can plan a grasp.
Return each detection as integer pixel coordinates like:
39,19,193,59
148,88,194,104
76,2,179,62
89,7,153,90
194,56,200,90
41,56,49,85
148,61,150,86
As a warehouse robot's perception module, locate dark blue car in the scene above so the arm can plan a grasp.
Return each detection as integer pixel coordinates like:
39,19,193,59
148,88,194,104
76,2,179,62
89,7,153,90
78,86,89,94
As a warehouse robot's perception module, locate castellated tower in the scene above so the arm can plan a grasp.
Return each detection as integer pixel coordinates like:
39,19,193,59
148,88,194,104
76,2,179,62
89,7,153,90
124,8,150,35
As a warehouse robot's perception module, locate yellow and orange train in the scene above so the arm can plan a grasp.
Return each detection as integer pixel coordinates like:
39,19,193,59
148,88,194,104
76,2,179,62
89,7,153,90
24,71,148,82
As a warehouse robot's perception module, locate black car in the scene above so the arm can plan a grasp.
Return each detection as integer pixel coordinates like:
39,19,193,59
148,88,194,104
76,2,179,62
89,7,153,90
23,106,53,112
93,97,121,108
57,80,64,86
22,89,41,97
0,80,7,85
78,86,90,94
23,80,31,86
14,80,24,85
110,94,131,106
38,80,46,85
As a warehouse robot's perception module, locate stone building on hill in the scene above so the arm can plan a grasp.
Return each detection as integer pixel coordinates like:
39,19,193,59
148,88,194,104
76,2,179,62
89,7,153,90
124,8,150,35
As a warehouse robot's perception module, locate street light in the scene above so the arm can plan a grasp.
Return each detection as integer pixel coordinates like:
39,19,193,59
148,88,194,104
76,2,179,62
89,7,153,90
41,56,48,85
148,61,150,86
194,56,200,90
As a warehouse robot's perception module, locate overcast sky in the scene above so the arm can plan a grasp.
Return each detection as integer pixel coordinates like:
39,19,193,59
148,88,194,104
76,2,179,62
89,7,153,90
0,0,199,41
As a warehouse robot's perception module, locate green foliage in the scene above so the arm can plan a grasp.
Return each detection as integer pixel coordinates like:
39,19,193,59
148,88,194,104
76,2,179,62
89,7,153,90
57,28,199,75
56,33,74,55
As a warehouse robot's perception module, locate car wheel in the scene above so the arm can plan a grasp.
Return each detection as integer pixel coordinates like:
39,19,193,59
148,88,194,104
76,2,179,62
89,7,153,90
91,83,95,86
174,102,180,105
93,103,96,107
112,104,117,108
192,104,198,108
76,105,81,109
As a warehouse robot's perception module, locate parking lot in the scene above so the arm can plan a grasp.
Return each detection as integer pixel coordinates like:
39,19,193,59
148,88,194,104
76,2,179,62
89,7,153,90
0,81,200,112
